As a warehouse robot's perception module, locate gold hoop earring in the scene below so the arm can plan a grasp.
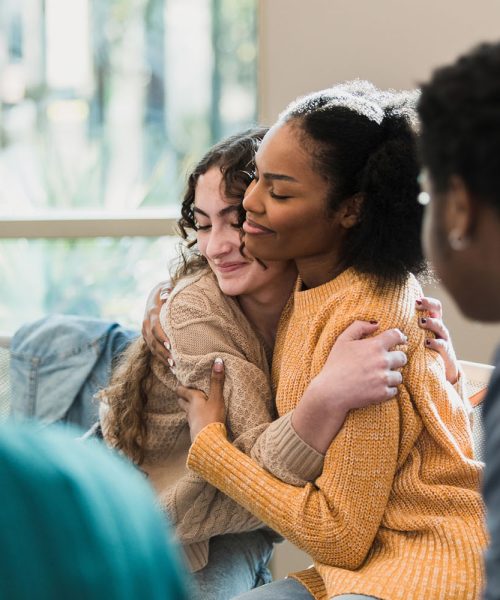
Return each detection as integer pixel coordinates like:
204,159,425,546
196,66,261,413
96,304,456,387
448,230,469,251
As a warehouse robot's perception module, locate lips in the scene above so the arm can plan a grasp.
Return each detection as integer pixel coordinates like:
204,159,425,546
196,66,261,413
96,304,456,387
242,218,275,235
215,262,248,273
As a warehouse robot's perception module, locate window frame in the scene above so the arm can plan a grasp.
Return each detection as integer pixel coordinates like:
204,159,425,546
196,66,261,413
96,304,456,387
0,210,178,238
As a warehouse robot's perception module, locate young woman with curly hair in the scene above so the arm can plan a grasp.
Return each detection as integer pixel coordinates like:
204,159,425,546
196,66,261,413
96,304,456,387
101,126,411,600
177,81,487,600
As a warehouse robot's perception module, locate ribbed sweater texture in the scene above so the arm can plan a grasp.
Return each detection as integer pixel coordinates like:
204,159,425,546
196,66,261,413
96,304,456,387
187,268,487,599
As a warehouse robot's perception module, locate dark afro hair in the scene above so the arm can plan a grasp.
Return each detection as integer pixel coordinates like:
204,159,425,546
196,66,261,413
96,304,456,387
418,41,500,213
281,80,425,285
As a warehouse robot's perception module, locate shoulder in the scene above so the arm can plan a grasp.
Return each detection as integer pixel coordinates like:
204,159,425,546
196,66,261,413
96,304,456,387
316,270,423,348
342,270,421,312
320,270,421,324
159,270,261,356
160,270,235,331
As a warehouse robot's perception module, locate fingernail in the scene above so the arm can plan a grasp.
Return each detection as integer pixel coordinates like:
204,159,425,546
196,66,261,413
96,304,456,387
416,299,422,305
369,320,378,325
214,357,224,372
168,358,174,368
420,317,427,324
159,291,169,300
164,341,171,350
425,339,431,346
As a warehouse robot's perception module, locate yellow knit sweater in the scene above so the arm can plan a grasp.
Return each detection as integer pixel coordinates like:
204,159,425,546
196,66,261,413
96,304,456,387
187,268,487,599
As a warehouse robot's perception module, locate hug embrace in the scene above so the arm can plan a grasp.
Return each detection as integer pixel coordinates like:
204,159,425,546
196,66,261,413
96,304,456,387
103,79,486,599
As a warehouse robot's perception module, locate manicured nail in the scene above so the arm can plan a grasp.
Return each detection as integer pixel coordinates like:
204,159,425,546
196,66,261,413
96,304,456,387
416,299,422,305
164,341,171,350
167,358,174,368
369,320,378,325
425,339,431,346
214,357,224,372
420,317,427,324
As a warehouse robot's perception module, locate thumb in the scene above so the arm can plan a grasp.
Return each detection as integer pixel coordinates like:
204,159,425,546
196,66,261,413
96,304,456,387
208,357,225,402
337,320,379,342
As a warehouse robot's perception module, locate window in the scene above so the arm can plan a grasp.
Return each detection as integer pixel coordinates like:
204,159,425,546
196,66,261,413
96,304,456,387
0,0,258,332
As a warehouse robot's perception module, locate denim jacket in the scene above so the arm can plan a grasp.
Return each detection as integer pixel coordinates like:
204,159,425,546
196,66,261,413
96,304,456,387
10,315,137,429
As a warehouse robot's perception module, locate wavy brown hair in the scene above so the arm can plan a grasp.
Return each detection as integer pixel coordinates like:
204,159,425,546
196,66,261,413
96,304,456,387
103,127,268,464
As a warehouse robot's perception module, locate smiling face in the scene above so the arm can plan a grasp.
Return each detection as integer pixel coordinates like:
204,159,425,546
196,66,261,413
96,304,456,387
242,121,353,287
194,165,295,298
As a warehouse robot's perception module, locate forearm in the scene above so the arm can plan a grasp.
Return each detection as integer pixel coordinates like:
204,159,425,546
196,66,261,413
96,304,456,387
188,401,399,568
248,414,325,485
291,376,350,455
249,377,350,481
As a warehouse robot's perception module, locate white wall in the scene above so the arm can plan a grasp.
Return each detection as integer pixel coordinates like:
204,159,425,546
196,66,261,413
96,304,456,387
258,0,500,364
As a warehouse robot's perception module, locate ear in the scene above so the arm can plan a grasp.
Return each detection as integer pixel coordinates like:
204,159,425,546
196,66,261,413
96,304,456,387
443,176,477,239
339,193,364,229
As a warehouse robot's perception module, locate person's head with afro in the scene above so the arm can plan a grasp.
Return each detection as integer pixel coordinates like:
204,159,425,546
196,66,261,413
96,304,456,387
418,41,500,322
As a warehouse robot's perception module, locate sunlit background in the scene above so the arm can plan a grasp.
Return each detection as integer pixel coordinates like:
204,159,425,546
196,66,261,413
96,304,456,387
0,0,257,332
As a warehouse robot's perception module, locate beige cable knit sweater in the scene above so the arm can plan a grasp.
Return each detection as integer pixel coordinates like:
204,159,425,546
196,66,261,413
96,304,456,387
104,269,324,572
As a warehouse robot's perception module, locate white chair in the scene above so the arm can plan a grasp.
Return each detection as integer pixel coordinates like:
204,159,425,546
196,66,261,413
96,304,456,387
0,335,11,421
459,359,494,462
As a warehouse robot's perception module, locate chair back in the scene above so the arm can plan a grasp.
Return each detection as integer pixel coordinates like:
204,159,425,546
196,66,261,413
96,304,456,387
0,337,11,422
459,359,495,462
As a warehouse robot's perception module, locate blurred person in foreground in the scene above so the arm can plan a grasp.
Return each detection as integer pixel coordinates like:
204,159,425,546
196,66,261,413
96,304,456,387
0,421,188,600
418,40,500,600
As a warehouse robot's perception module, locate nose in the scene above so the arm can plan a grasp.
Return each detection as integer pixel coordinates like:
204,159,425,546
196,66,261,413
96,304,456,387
204,227,234,260
242,179,264,215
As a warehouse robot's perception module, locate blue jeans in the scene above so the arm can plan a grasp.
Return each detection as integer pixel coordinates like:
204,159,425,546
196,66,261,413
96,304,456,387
189,530,275,600
233,578,313,599
233,578,380,599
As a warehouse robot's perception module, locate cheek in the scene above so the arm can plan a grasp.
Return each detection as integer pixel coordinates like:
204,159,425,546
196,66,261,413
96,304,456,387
422,202,449,279
196,233,208,258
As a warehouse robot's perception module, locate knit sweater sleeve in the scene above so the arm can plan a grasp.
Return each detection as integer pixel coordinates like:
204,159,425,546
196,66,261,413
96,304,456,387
248,412,325,484
169,273,322,484
187,396,400,568
159,273,321,546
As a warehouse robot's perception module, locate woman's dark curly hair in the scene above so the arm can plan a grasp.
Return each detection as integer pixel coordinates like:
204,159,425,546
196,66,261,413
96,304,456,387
172,127,268,284
418,41,500,214
280,81,426,284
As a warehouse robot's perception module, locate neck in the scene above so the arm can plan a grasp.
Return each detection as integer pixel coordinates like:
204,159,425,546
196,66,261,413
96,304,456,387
238,268,297,349
295,250,345,289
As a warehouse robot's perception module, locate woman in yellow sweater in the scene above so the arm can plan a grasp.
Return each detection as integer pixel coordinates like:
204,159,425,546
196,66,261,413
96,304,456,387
178,81,487,599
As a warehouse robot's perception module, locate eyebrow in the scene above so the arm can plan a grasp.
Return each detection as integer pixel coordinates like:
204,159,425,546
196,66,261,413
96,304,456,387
262,172,298,183
193,204,240,218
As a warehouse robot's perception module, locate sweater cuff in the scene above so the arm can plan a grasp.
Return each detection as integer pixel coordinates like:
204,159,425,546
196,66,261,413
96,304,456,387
188,422,229,472
182,541,209,573
264,412,325,482
290,567,326,598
